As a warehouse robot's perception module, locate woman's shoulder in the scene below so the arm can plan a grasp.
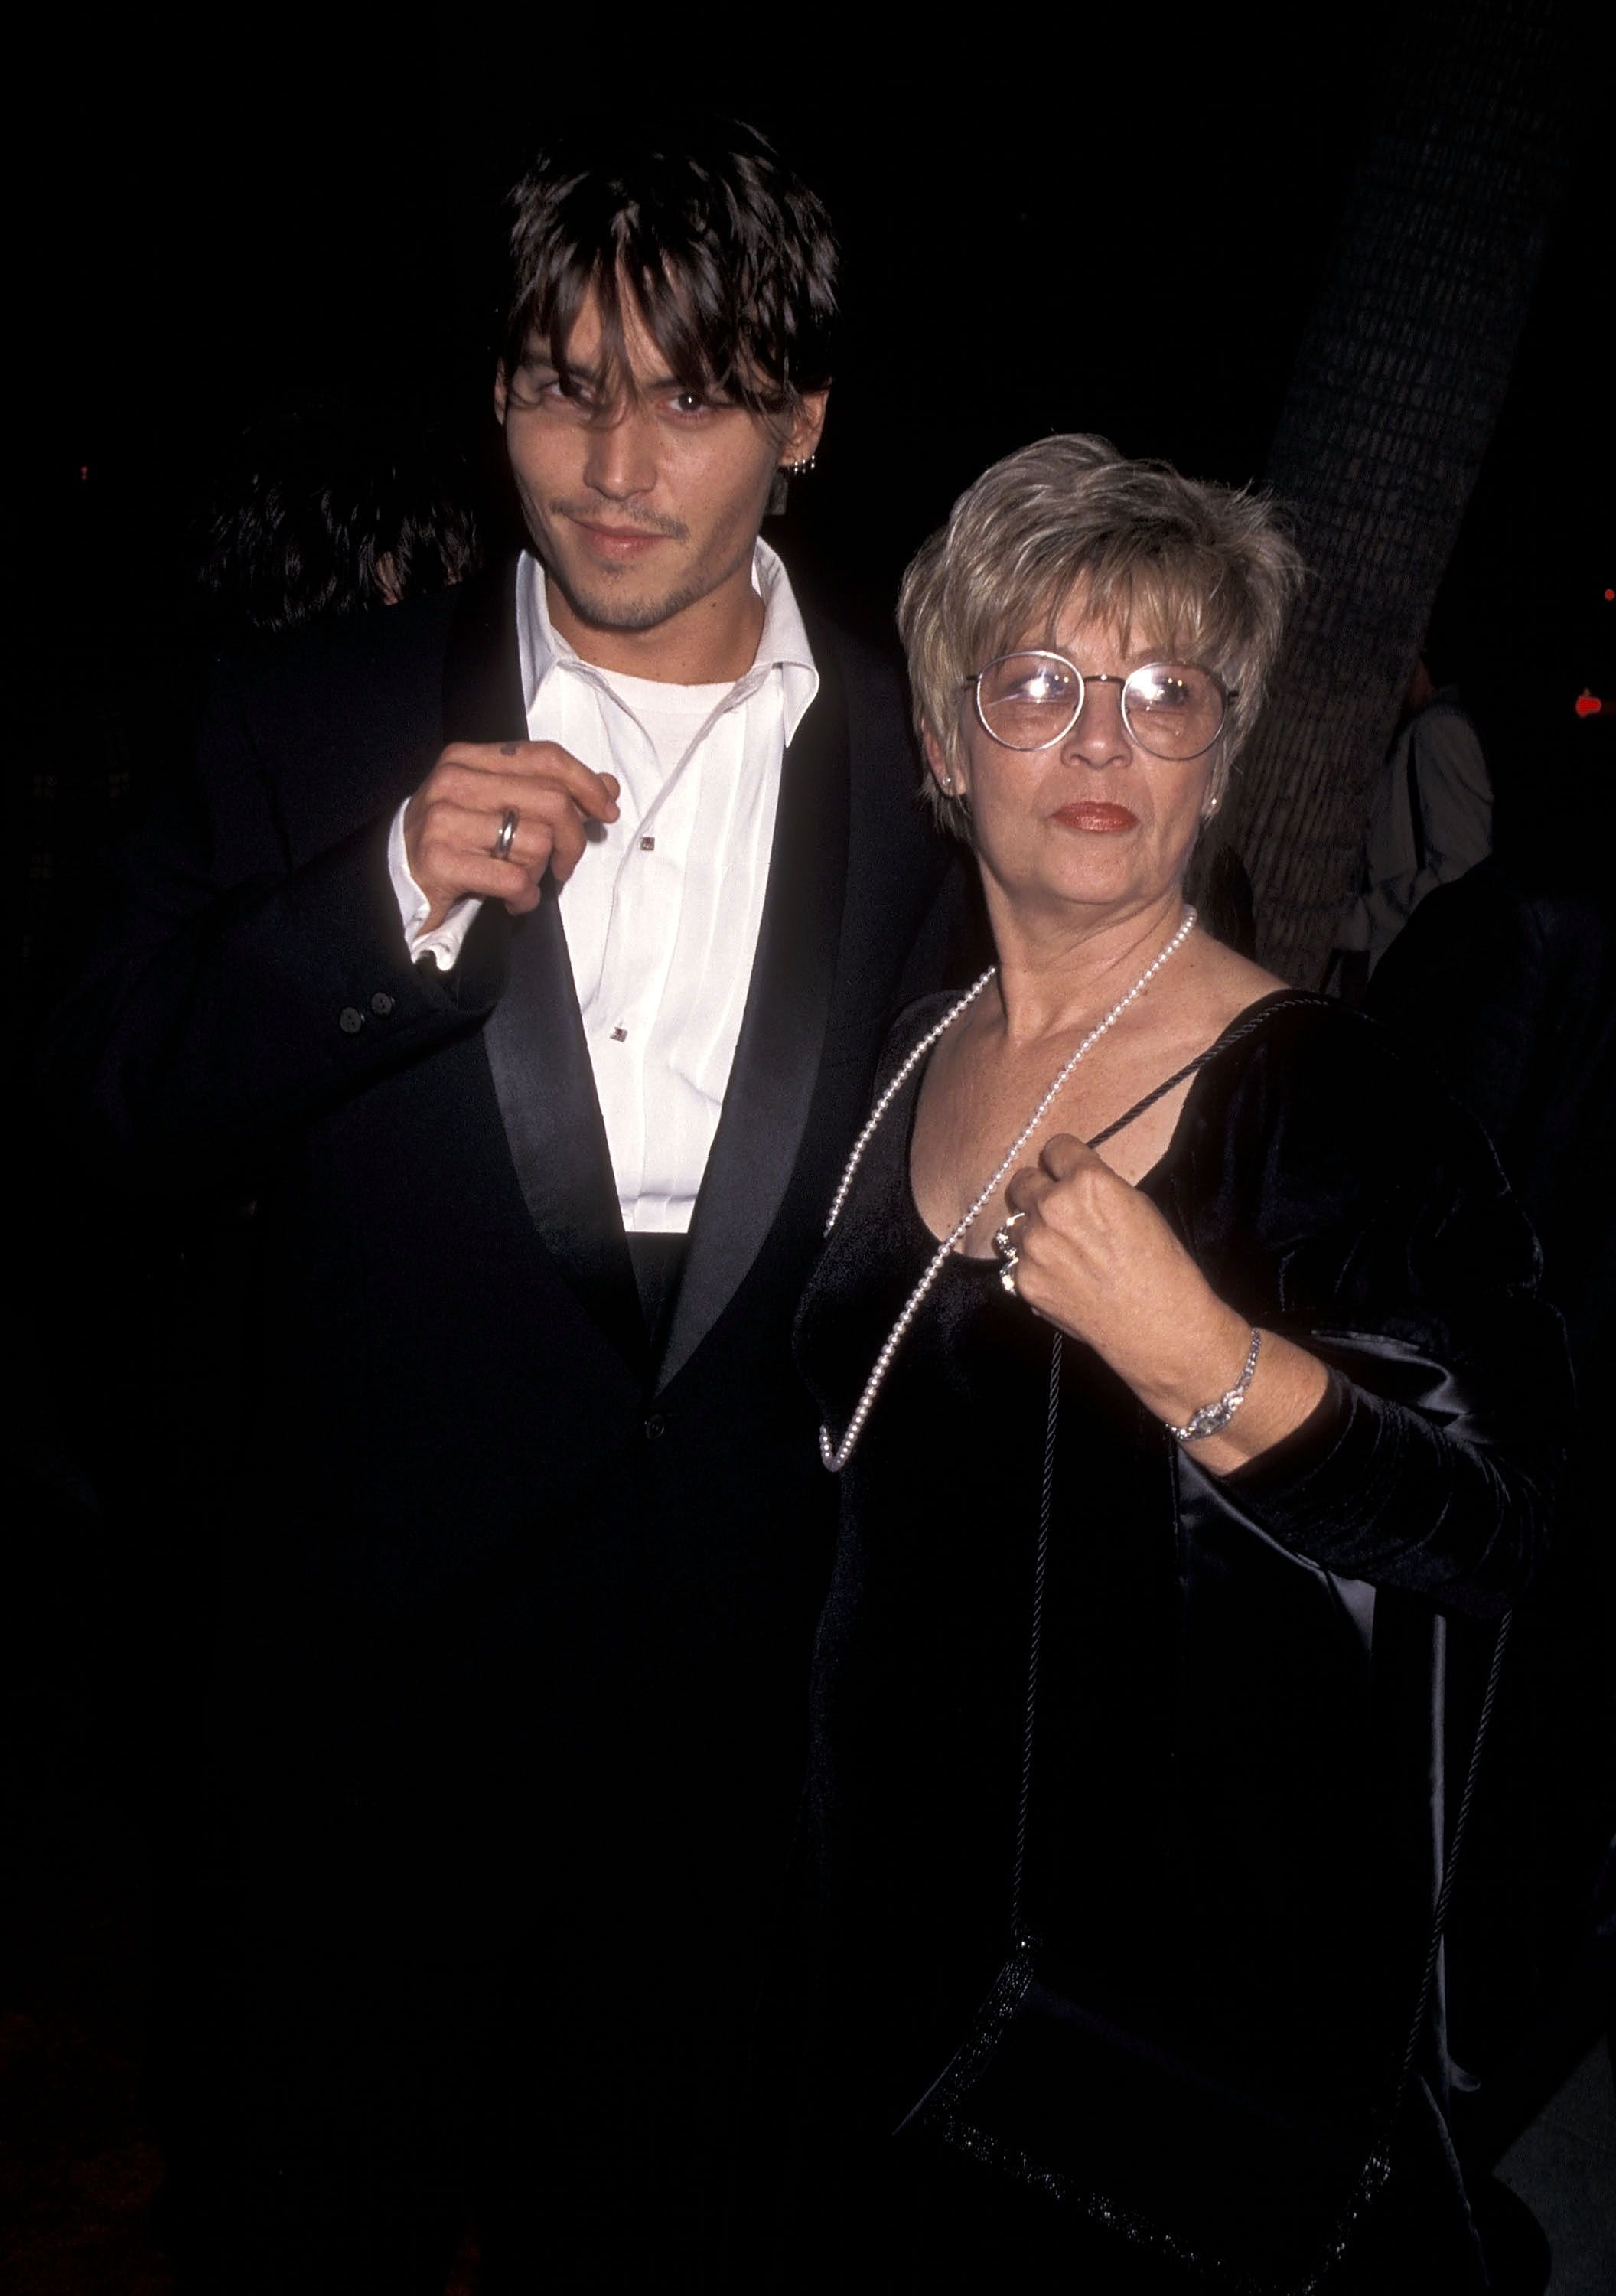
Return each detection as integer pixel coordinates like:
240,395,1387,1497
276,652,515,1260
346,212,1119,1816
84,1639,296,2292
1200,985,1432,1097
874,982,989,1094
1178,984,1519,1225
1149,924,1416,1139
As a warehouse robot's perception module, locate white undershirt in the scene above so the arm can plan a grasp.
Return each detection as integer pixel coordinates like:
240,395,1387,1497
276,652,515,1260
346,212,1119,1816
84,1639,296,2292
387,540,819,1231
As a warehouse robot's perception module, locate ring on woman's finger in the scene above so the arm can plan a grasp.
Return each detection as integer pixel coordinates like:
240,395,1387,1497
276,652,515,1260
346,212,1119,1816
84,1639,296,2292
992,1211,1025,1297
493,807,520,860
992,1212,1025,1261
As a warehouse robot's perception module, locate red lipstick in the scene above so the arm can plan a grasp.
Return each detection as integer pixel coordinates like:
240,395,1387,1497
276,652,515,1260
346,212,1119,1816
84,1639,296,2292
1052,801,1138,833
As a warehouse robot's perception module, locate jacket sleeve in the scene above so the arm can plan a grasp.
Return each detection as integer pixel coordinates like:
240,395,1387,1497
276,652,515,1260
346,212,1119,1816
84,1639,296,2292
1170,1005,1570,1619
40,646,510,1192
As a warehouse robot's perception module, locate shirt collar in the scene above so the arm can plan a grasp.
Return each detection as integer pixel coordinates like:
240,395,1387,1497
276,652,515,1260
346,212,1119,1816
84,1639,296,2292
516,537,819,742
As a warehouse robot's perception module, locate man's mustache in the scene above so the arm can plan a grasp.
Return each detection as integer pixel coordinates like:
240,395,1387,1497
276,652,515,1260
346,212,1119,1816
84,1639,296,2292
548,501,690,543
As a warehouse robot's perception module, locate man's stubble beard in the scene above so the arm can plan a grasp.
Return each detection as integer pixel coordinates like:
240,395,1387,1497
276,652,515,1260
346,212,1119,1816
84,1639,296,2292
545,562,725,636
532,503,762,641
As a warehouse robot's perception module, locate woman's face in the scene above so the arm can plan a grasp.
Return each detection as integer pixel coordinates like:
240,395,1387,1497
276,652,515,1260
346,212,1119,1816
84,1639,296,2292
933,600,1218,929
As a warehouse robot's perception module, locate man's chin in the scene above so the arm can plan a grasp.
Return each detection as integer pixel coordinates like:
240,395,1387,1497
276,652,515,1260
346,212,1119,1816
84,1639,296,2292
542,559,701,637
559,584,691,635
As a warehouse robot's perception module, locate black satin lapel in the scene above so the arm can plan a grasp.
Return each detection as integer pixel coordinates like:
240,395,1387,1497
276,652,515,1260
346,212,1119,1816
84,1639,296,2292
481,895,645,1365
441,558,528,743
442,559,643,1368
654,649,851,1391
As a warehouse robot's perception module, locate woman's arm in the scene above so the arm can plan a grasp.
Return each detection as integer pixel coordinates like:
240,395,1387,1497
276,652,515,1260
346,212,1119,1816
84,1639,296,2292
1002,1007,1572,1619
1005,1133,1330,1473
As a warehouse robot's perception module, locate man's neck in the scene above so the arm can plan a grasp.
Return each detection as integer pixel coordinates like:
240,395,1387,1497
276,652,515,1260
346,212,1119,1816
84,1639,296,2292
542,556,767,685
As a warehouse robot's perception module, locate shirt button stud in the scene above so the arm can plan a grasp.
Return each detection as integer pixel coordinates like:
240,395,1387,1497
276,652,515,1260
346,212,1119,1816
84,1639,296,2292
370,992,395,1016
339,1006,364,1034
643,1414,666,1441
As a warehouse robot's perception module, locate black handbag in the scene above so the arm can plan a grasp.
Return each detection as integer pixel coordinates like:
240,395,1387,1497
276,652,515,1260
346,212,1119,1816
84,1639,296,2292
894,1329,1510,2294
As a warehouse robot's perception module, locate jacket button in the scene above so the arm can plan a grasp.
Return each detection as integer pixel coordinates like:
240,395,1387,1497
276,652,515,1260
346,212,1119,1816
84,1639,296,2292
643,1414,666,1441
370,992,395,1016
339,1006,364,1034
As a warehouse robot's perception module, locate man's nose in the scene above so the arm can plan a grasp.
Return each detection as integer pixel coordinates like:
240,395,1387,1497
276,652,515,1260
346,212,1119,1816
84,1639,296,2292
582,401,658,500
1060,677,1132,770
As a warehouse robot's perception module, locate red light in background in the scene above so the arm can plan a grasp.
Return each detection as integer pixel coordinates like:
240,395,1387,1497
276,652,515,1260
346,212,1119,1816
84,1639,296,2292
1574,691,1603,719
79,465,90,482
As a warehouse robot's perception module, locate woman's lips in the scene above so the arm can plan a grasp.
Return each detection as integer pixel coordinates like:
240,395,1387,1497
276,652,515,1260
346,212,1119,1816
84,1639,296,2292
1052,801,1139,833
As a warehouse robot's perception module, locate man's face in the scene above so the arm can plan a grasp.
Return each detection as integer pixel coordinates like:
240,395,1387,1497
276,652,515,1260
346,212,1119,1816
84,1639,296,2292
495,288,826,662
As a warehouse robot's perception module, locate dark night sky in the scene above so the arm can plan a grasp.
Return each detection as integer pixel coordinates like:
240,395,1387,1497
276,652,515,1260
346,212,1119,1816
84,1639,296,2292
34,54,1375,606
8,54,1609,2291
20,32,1611,890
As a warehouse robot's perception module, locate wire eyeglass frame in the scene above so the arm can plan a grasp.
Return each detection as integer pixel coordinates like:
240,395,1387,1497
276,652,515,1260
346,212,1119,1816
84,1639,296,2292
964,650,1236,762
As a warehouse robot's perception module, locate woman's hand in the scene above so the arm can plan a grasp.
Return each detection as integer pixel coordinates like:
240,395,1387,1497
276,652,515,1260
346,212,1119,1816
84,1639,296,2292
1004,1135,1330,1472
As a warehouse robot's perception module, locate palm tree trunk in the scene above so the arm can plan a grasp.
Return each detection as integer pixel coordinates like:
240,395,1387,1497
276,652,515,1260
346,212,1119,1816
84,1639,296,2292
1223,0,1585,985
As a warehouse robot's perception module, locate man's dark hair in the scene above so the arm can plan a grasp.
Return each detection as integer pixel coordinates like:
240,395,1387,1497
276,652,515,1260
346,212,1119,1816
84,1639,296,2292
502,118,837,421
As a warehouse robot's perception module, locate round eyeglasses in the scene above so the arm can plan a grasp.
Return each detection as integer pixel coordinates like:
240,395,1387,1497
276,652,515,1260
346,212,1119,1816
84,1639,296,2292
966,651,1233,761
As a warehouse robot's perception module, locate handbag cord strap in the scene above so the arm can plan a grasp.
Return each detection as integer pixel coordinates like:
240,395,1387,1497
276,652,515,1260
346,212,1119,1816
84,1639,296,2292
1003,993,1334,1941
1009,1327,1062,1943
992,990,1513,2287
1002,1062,1514,2110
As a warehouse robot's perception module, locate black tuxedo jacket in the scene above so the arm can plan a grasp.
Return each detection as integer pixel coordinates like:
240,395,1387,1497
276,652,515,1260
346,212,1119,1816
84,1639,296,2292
50,563,966,2226
62,552,966,1726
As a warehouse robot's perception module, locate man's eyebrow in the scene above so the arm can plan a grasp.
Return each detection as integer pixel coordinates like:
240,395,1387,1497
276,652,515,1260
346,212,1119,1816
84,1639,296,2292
516,350,709,398
647,372,729,400
519,349,584,382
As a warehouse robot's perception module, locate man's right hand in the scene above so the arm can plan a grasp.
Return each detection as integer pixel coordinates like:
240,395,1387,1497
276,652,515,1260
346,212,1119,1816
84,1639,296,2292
404,740,621,931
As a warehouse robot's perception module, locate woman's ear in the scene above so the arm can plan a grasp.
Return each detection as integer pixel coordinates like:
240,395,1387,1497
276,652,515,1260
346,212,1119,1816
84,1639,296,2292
923,729,960,797
1202,736,1229,821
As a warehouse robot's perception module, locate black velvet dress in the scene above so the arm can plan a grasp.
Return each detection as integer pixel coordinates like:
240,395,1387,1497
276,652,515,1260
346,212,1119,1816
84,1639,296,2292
791,991,1569,2291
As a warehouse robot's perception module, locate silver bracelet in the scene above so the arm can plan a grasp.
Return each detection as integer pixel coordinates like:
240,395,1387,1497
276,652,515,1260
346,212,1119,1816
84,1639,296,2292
1166,1327,1262,1443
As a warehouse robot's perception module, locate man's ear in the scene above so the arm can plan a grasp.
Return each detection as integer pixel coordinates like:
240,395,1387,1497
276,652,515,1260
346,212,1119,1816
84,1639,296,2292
493,364,510,427
777,388,829,469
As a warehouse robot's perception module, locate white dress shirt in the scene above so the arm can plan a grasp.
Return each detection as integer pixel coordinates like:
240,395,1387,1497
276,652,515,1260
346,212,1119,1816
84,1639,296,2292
389,541,819,1231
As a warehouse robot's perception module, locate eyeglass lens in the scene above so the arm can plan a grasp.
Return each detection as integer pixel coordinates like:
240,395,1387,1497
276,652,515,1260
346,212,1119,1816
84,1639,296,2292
976,654,1225,758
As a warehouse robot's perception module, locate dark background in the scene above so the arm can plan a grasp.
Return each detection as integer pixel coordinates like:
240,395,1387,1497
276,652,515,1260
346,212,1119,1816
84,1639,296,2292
6,31,1611,2292
19,38,1611,974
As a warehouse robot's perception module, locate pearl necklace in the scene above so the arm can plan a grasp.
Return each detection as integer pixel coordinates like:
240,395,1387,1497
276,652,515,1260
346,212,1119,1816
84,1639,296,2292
818,907,1197,1473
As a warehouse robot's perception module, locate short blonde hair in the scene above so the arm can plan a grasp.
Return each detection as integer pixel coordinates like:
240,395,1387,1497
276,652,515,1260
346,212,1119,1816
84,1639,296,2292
898,435,1305,837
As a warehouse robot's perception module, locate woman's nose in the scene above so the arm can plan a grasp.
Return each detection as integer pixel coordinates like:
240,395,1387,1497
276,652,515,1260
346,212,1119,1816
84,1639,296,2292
1060,677,1132,770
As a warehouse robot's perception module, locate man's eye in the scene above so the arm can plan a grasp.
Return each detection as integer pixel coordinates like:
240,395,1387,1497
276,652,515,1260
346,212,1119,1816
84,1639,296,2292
522,370,595,410
668,390,711,416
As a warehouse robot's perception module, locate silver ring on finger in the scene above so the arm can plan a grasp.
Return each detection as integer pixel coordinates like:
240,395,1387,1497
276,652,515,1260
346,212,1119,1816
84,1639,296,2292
493,807,519,861
992,1211,1025,1261
993,1210,1025,1297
